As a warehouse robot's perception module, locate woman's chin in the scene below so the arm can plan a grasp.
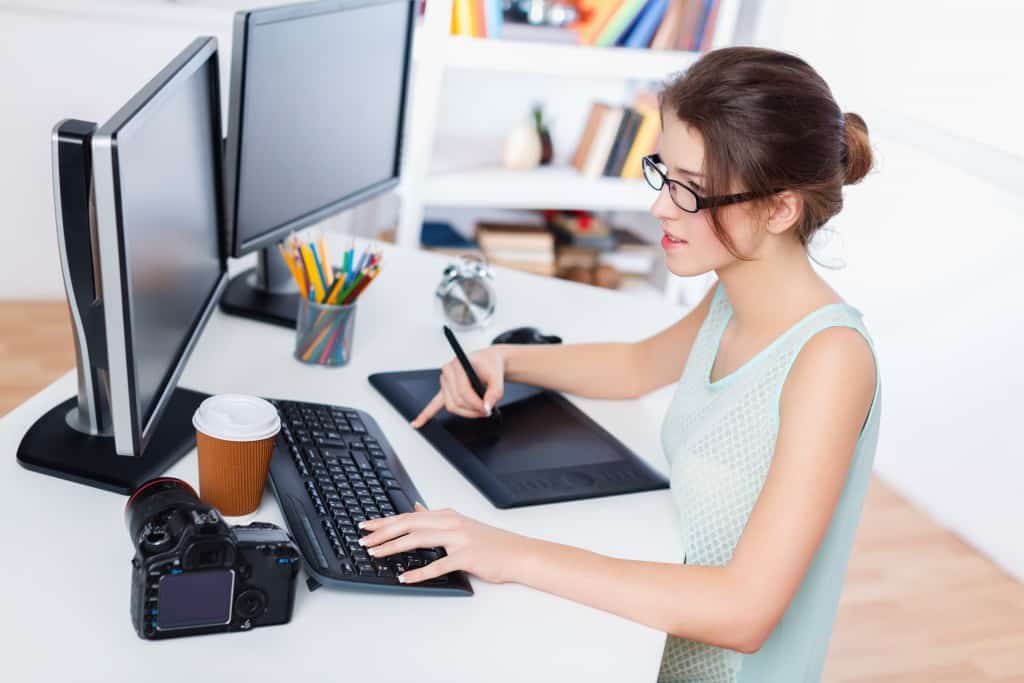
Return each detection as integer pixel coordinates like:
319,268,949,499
664,258,710,279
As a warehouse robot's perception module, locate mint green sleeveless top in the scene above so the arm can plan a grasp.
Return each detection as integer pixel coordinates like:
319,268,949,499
658,282,882,683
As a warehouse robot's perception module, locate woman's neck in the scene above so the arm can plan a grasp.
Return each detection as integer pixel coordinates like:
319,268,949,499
716,244,840,337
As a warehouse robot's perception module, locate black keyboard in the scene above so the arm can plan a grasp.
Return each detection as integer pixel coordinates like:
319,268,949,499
266,398,473,596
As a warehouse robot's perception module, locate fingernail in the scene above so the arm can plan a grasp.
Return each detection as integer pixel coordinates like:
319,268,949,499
367,548,376,556
357,522,365,529
358,538,366,546
397,574,406,583
484,402,491,416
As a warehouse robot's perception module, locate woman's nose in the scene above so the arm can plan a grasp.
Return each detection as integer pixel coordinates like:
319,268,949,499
650,186,681,221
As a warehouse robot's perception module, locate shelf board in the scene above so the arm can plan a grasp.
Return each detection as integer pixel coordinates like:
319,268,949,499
419,165,656,211
415,34,702,82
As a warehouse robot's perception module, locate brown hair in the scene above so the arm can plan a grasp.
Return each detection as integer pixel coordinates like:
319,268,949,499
658,47,874,260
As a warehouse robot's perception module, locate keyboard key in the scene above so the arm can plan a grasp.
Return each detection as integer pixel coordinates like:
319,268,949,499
388,489,414,514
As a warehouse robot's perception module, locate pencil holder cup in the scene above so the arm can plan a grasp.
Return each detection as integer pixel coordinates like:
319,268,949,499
294,298,357,367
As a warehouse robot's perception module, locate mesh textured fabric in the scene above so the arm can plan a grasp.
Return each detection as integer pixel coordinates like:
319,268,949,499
657,282,882,683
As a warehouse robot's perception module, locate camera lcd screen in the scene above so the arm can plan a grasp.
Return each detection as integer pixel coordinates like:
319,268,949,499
156,570,234,631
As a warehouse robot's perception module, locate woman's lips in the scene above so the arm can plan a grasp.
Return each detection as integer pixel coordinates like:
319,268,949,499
661,231,688,249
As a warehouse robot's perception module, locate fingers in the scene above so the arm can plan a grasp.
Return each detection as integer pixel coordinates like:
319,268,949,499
365,529,454,559
445,362,487,415
481,374,504,416
410,390,445,428
441,378,480,419
358,509,453,545
398,556,459,584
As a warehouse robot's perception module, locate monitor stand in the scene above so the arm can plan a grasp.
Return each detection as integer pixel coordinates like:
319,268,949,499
220,246,300,328
17,387,208,495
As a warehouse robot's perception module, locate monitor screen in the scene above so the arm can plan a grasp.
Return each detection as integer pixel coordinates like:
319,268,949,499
93,38,227,456
226,0,414,255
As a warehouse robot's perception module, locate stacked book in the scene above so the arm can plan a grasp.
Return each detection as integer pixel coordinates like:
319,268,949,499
601,227,659,287
573,0,722,50
415,221,483,259
475,221,557,276
453,0,720,51
573,92,661,180
450,0,504,38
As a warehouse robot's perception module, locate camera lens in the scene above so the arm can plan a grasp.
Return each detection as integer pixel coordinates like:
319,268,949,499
235,589,267,619
125,478,200,543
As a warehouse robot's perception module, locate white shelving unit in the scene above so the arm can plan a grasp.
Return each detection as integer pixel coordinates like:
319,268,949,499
396,0,755,302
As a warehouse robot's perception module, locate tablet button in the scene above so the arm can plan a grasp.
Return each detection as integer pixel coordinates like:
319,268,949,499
563,472,595,488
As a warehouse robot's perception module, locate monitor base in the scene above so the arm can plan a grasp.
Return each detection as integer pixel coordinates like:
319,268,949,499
16,387,209,495
220,267,299,328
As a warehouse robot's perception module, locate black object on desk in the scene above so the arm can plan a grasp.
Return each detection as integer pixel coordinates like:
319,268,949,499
368,370,669,508
491,326,562,345
266,397,473,596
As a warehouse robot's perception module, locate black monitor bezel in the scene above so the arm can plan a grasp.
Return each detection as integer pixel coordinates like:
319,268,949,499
223,0,416,258
92,37,229,457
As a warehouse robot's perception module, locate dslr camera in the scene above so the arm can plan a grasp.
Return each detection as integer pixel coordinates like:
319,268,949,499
125,478,300,640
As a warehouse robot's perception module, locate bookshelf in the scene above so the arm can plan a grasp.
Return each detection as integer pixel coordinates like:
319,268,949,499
396,0,760,303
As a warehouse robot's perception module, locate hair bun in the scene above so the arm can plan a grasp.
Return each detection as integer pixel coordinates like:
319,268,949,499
841,112,873,185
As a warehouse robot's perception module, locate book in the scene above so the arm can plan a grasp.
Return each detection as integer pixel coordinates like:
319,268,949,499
556,244,601,271
475,222,555,251
595,0,649,48
675,0,707,50
697,0,721,51
603,108,644,177
488,259,557,277
621,0,671,48
620,105,660,179
418,221,482,259
547,211,617,250
573,0,626,46
476,222,556,275
471,0,488,38
452,0,474,36
421,221,476,249
600,228,657,274
582,106,624,178
649,0,686,50
484,0,503,39
573,102,610,173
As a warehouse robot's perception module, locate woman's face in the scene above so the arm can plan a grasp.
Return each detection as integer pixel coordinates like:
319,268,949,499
650,113,761,277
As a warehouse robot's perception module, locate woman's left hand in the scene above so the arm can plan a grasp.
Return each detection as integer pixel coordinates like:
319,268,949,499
358,503,532,585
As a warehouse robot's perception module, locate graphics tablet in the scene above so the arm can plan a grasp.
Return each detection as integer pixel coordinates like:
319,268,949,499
368,369,668,508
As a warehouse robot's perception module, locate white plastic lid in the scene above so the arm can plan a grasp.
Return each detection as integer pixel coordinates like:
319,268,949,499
192,394,281,442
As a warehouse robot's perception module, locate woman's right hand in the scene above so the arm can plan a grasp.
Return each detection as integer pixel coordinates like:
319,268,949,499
410,346,507,428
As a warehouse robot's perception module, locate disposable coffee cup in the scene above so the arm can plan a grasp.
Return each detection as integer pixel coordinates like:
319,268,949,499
192,394,281,516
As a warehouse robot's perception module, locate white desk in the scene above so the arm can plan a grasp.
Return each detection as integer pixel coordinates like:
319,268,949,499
1,244,687,682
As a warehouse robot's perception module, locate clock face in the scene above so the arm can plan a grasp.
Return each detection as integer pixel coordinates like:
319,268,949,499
441,276,494,327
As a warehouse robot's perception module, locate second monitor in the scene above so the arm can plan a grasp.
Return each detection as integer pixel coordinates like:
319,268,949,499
220,0,416,327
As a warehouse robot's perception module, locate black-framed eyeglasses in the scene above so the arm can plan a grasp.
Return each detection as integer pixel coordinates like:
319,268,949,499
641,154,780,213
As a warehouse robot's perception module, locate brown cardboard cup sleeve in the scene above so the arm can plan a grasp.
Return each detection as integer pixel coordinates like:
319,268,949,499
192,395,281,516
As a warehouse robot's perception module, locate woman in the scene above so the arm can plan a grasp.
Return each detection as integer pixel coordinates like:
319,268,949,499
359,46,881,682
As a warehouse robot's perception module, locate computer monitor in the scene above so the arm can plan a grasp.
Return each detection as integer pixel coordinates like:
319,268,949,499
219,0,415,327
17,37,228,494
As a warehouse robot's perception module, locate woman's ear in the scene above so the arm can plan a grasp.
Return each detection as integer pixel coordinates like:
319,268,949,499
765,191,802,236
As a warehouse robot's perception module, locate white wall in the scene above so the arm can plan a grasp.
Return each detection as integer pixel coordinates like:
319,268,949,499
0,0,235,299
755,0,1024,579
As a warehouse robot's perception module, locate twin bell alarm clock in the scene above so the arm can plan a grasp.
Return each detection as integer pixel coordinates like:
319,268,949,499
435,255,496,329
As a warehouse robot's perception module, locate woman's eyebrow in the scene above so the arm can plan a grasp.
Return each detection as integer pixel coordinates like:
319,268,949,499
673,164,703,178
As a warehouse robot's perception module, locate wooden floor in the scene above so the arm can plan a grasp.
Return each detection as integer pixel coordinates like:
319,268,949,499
2,302,1022,681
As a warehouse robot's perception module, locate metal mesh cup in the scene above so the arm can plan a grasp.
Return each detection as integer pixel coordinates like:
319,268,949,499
294,298,357,367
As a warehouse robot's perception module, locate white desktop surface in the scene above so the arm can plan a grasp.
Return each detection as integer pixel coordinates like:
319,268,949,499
1,244,688,682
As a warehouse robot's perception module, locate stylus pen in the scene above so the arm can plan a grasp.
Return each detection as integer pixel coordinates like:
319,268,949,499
442,325,501,420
